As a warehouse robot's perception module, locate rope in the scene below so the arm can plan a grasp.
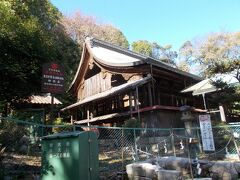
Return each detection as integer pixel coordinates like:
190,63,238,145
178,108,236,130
205,136,234,156
173,131,236,157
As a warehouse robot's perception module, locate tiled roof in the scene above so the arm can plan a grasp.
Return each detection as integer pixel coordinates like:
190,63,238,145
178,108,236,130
61,75,152,111
29,95,62,105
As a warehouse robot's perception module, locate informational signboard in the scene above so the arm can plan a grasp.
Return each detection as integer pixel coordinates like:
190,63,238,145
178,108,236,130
199,114,215,151
41,62,65,94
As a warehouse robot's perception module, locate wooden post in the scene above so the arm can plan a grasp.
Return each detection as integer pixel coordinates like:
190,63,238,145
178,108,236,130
50,93,54,124
202,93,207,110
136,86,140,121
134,91,138,111
87,109,90,127
147,83,153,106
150,65,156,105
219,104,226,122
158,85,161,105
171,95,174,106
170,129,176,157
129,91,133,118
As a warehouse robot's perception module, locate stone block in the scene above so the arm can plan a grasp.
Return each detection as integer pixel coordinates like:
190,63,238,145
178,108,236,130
209,162,238,180
126,162,160,179
157,169,183,180
127,175,152,180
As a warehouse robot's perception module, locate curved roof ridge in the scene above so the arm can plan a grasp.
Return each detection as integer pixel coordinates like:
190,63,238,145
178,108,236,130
86,37,147,60
87,37,201,80
69,37,202,92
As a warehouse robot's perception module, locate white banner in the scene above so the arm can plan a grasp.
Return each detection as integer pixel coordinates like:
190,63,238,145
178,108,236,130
199,114,215,151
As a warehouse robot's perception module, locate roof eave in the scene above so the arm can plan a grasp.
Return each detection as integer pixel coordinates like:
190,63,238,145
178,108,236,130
68,43,87,92
91,38,201,81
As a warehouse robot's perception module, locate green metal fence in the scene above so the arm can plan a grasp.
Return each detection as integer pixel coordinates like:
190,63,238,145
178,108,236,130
0,117,240,179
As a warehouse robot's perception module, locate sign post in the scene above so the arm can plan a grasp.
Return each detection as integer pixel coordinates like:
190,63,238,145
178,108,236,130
41,62,65,123
199,114,215,151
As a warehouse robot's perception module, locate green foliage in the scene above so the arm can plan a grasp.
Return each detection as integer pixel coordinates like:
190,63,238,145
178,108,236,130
179,41,194,62
180,32,240,81
123,117,141,128
153,43,177,65
177,60,190,72
202,32,239,78
122,118,141,140
62,12,129,49
211,81,240,117
101,25,129,48
131,40,153,56
12,110,44,123
52,117,72,133
178,41,193,72
179,32,240,116
131,40,177,65
0,0,80,110
0,120,28,151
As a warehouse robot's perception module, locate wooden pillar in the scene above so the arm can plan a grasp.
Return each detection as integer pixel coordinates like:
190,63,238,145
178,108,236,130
129,91,133,118
119,95,123,109
136,86,140,121
87,108,90,126
150,65,156,105
148,83,153,106
75,108,78,121
50,93,54,124
152,80,156,105
202,94,207,110
134,91,138,111
219,104,226,122
157,82,161,105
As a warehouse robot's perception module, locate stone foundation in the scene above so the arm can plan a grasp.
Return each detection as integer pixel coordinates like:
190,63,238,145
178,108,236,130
126,156,240,180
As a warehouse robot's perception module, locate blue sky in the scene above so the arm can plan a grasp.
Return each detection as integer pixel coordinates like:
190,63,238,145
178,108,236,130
51,0,240,50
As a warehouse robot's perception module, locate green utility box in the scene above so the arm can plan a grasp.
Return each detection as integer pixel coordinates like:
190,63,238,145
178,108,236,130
41,131,99,180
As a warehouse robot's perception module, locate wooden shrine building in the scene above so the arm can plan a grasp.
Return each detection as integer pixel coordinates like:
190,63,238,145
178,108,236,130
61,37,204,128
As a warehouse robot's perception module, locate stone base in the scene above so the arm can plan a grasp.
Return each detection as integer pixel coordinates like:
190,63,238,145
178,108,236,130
126,161,183,180
157,169,183,180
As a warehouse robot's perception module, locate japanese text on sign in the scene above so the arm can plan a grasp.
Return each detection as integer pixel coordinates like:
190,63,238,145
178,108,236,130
48,141,71,159
199,114,215,151
41,63,65,94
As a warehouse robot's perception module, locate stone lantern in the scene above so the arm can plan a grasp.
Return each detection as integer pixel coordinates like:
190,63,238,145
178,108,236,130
180,105,199,158
180,105,195,137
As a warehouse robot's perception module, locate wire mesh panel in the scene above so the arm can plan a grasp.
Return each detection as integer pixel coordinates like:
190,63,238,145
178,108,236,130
0,118,43,179
97,127,124,178
1,117,240,179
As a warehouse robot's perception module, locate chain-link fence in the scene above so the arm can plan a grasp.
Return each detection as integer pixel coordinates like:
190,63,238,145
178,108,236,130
0,117,240,179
